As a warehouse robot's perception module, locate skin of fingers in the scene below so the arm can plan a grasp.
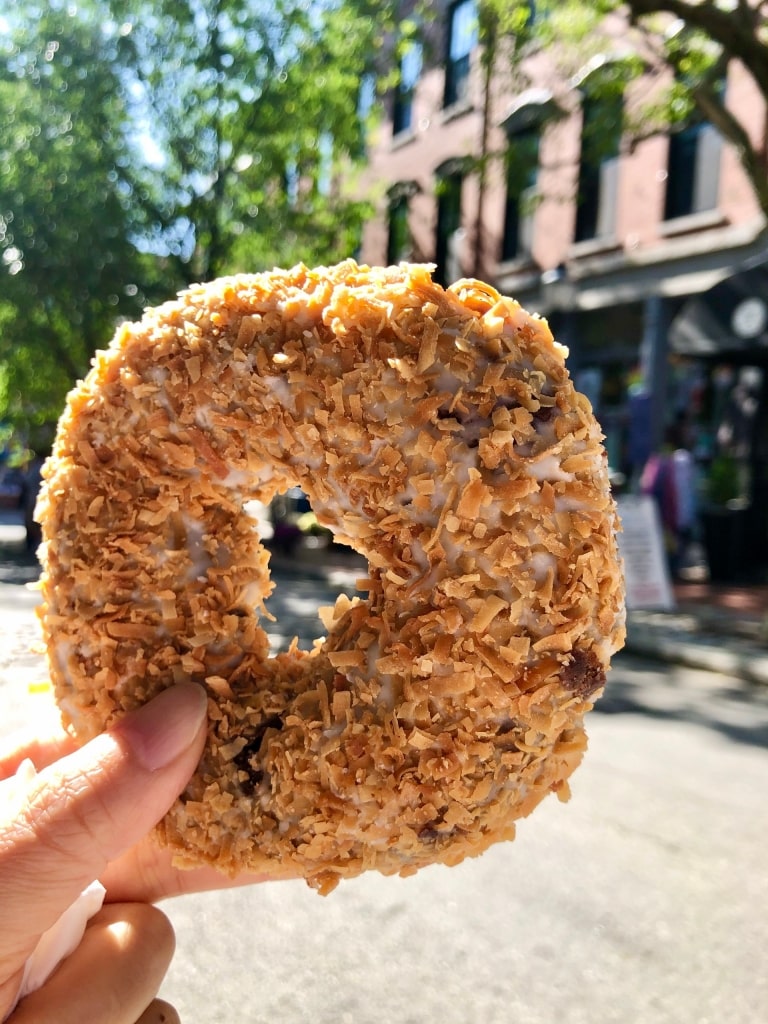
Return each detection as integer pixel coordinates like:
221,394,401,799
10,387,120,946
7,903,176,1024
0,726,79,781
1,722,285,906
0,685,207,974
100,836,283,905
134,999,181,1024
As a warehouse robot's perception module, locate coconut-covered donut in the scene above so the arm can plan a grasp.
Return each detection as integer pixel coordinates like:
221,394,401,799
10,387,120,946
37,261,625,894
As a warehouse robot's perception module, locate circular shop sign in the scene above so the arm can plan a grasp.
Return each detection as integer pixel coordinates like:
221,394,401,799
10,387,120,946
731,296,768,339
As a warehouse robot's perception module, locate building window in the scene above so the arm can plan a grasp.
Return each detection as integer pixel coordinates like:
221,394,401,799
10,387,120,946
444,0,477,108
435,170,463,285
386,181,419,264
393,38,422,136
574,91,622,243
387,196,410,264
664,120,722,220
502,128,540,262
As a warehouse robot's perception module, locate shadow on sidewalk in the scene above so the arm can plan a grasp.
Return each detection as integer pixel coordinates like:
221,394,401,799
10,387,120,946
596,652,768,750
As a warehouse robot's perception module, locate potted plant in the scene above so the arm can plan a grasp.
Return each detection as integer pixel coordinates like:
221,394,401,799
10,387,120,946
700,454,749,582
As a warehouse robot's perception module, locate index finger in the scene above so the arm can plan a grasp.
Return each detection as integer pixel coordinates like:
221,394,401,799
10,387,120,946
0,724,79,781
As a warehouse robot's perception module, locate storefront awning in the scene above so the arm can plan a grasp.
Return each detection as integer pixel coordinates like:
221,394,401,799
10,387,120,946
669,251,768,360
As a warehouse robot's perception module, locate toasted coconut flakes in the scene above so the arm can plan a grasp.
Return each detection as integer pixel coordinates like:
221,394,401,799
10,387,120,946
500,636,531,660
205,676,235,699
532,632,574,654
407,728,437,750
105,621,152,640
475,645,519,684
417,334,438,373
457,471,487,519
87,496,105,518
327,651,365,669
422,483,457,553
218,737,249,761
470,594,508,633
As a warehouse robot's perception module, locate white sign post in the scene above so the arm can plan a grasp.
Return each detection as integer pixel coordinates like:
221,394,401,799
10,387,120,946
615,495,675,611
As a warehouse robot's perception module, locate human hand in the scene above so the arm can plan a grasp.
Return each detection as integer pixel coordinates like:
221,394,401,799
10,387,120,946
0,684,211,1022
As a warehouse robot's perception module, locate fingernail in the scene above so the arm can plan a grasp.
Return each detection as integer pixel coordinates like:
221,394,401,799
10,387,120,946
114,684,207,772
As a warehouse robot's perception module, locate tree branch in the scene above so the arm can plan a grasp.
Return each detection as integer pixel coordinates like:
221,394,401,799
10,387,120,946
626,0,768,99
693,81,768,217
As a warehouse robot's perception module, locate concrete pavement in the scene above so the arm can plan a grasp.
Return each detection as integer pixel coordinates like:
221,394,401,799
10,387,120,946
625,605,768,685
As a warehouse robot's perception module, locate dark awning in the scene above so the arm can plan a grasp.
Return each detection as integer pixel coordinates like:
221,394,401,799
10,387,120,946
669,251,768,361
500,88,560,134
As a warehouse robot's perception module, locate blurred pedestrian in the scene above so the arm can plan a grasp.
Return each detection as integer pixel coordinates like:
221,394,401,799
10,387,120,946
640,421,697,579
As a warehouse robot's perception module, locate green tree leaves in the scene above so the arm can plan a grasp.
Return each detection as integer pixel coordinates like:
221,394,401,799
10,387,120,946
110,0,393,280
0,7,153,441
0,0,395,440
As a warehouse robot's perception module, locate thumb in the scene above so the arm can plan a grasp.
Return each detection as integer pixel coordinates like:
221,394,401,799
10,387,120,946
0,684,207,960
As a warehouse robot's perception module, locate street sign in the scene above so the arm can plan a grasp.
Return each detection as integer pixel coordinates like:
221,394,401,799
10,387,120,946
615,494,675,610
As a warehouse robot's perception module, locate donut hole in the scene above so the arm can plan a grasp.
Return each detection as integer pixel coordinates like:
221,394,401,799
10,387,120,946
260,568,364,656
244,491,366,655
265,488,327,555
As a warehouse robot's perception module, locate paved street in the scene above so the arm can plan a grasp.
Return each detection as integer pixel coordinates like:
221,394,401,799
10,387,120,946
1,534,767,1024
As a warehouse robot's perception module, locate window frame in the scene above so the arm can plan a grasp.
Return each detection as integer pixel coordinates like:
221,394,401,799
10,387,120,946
664,119,722,221
434,168,464,285
386,180,420,265
393,37,422,136
663,66,726,222
501,127,540,263
443,0,477,109
387,195,410,264
573,88,622,244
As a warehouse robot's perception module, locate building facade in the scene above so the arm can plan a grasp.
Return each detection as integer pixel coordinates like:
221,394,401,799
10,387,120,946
357,0,768,577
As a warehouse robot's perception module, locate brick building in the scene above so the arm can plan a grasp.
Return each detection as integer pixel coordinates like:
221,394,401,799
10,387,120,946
357,0,768,576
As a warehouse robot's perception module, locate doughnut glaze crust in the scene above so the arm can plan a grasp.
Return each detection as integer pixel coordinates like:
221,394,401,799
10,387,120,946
38,262,625,893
